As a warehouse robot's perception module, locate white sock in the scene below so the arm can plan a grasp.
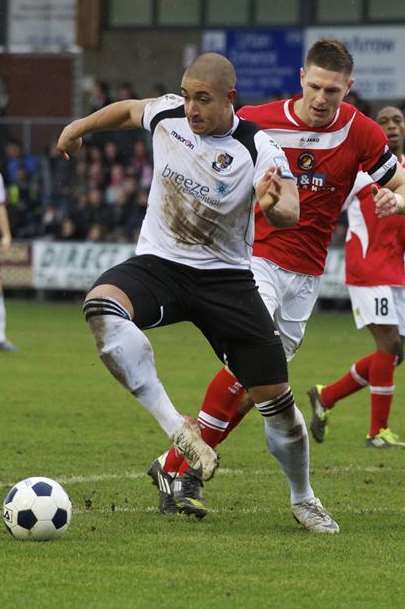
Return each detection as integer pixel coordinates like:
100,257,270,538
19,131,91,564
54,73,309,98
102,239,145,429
87,313,184,438
0,293,6,342
264,404,315,505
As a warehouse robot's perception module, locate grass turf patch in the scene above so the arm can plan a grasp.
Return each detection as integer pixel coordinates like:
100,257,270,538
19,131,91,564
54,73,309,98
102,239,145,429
1,300,404,609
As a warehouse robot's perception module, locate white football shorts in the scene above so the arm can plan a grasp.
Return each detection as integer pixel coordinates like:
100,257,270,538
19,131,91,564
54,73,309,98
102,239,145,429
348,285,405,334
252,256,321,360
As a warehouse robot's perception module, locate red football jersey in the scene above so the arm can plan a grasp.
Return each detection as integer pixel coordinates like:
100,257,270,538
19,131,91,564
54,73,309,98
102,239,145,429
238,97,396,275
345,158,405,287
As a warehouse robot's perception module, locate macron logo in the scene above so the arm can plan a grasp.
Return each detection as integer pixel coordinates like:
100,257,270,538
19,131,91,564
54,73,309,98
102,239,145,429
170,130,195,149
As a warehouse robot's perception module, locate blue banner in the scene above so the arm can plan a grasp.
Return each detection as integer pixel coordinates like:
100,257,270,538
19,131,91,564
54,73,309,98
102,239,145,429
203,29,303,102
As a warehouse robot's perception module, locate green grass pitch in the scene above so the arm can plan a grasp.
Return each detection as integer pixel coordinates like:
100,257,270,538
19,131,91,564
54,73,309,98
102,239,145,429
1,300,404,609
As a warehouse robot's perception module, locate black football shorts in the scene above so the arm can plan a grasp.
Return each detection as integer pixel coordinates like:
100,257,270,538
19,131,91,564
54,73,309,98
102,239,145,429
92,254,288,388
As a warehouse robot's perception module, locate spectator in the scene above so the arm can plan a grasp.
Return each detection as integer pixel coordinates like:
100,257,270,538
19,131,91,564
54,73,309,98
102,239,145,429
41,141,74,206
3,139,39,183
345,90,371,117
41,204,64,238
116,81,138,101
109,188,134,242
105,163,126,206
82,187,111,241
71,159,89,201
59,216,78,240
103,141,122,166
88,80,112,113
87,81,115,147
6,165,41,237
129,140,153,190
149,82,167,97
87,156,105,190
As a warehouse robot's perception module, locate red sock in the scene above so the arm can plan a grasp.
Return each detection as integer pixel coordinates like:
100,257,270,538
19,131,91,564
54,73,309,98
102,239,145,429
197,367,244,438
162,447,184,475
320,352,375,408
223,408,247,440
368,351,396,437
164,367,246,475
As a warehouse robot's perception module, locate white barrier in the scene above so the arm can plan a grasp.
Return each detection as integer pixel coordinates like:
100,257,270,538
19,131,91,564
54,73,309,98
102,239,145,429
2,240,349,299
32,241,135,290
319,247,349,299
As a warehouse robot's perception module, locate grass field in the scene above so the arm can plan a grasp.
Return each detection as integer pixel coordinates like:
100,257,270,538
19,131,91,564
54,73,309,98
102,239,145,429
1,299,405,609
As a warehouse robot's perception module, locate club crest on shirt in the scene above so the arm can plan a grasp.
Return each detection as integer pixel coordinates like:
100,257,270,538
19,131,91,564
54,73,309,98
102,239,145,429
212,152,234,173
297,152,315,170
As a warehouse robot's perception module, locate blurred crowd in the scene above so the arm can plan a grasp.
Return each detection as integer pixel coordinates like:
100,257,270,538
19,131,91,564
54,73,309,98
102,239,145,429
0,79,163,243
0,81,375,245
1,133,152,243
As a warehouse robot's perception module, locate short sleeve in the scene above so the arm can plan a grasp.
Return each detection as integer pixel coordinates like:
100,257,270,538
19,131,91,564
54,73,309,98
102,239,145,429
253,130,294,189
142,94,184,132
237,105,256,121
343,171,373,210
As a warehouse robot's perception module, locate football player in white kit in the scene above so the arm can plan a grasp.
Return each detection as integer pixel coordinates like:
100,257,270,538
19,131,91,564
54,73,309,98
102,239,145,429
0,171,17,352
147,42,405,527
56,53,337,531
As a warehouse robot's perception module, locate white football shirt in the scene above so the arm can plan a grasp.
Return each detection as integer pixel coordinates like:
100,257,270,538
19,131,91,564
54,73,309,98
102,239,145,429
137,94,293,270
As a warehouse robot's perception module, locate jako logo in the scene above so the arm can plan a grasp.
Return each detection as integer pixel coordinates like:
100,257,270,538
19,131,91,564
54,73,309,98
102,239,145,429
299,136,320,145
170,130,195,149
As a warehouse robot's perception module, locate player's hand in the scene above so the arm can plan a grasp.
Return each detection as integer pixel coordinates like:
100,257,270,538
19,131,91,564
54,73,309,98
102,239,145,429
372,185,404,217
56,125,83,160
256,167,282,212
0,234,11,253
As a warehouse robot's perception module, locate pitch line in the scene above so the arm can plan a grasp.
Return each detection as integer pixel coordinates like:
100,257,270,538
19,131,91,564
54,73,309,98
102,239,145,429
0,465,401,489
75,504,405,515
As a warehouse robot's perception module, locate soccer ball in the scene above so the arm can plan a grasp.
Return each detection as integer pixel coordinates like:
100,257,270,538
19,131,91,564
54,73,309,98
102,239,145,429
2,476,72,541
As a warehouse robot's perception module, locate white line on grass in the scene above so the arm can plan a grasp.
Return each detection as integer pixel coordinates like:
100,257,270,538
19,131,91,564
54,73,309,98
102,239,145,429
0,465,401,489
75,504,405,515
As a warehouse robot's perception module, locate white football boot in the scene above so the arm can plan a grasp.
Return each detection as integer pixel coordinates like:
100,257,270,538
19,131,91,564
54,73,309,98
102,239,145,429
171,416,218,481
292,497,340,534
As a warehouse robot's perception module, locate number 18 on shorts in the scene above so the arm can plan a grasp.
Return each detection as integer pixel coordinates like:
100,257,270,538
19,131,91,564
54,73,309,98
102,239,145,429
347,285,405,333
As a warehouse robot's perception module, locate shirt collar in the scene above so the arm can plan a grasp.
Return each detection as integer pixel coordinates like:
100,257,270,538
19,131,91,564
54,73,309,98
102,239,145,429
211,111,239,138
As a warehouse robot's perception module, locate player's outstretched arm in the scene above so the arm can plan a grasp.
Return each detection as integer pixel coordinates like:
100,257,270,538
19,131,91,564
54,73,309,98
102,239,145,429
256,168,299,227
56,99,153,159
373,163,405,217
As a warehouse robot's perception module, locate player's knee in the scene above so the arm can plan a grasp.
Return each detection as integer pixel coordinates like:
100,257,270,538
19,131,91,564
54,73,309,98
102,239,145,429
395,339,404,366
82,297,131,325
238,393,255,416
253,384,298,422
386,334,403,361
82,297,131,352
374,325,402,357
268,406,306,437
84,284,134,318
249,382,289,404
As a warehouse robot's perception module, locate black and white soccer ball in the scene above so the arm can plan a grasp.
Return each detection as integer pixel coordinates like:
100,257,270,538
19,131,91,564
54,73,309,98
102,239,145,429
3,476,72,540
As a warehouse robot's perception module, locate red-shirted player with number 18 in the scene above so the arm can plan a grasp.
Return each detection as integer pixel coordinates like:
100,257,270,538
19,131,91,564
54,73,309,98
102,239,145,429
150,40,405,521
308,106,405,448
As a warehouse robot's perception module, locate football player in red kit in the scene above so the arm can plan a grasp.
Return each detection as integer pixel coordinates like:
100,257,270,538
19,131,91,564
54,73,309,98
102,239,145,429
308,106,405,448
149,41,405,521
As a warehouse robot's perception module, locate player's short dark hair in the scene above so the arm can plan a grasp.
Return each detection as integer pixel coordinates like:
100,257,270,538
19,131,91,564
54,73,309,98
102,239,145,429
305,39,353,75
